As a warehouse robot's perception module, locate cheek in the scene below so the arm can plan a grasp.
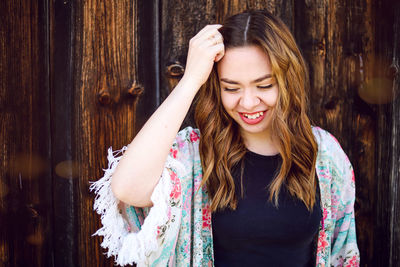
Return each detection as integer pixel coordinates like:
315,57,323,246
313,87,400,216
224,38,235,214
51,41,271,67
264,87,279,107
271,90,279,106
220,92,237,111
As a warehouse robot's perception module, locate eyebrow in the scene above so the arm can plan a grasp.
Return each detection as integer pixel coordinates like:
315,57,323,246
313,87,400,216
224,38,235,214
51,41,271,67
220,74,273,85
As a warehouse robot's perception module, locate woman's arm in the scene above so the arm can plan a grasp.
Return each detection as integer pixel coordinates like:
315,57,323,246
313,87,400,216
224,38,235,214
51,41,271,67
313,127,360,266
111,25,224,207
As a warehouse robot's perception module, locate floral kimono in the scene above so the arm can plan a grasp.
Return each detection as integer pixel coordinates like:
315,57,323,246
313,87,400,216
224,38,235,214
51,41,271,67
90,126,360,266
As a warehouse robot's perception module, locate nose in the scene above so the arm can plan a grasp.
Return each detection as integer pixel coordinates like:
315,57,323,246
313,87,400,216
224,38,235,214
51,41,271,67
239,88,260,110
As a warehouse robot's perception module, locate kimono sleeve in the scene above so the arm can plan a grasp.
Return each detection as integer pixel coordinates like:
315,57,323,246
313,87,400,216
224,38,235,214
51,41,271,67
89,130,191,266
326,133,361,266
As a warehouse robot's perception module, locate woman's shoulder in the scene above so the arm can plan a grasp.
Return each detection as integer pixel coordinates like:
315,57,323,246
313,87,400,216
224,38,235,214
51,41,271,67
311,126,353,176
312,126,337,144
311,126,346,156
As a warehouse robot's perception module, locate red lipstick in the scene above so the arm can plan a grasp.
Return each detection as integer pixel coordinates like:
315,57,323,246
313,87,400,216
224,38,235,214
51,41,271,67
238,111,266,125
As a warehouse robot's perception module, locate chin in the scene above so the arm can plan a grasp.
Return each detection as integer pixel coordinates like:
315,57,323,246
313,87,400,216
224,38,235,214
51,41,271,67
237,123,270,135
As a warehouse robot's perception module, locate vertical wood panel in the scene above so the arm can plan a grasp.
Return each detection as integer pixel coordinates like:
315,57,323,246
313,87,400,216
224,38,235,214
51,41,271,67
294,1,374,265
160,0,216,128
214,0,294,31
73,0,140,266
0,0,52,266
390,5,400,260
160,2,217,94
135,1,160,130
374,1,399,266
50,0,77,266
390,8,399,260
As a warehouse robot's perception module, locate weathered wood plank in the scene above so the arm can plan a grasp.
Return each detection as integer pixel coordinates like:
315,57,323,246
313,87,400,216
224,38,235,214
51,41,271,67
294,1,379,265
135,1,160,130
374,1,399,266
390,4,399,258
73,1,140,266
215,0,294,31
0,0,52,266
50,0,78,266
160,0,217,128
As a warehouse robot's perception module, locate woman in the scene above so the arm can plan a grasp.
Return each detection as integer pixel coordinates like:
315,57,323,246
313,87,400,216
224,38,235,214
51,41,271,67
91,10,360,267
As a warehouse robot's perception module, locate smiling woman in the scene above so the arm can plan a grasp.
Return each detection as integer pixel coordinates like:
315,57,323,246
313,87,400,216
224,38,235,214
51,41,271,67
195,11,318,215
91,9,360,267
218,45,279,154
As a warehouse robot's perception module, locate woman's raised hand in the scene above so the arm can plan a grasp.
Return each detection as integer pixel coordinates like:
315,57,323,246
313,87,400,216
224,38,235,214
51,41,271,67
181,24,225,89
111,26,224,207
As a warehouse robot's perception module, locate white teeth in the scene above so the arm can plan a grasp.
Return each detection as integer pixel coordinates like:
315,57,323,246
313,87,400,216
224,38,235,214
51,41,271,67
243,111,264,119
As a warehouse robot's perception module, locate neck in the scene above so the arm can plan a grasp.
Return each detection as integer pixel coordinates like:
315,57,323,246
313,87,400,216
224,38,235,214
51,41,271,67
241,129,279,156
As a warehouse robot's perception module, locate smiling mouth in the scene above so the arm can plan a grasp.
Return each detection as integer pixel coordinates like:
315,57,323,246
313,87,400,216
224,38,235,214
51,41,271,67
239,111,267,125
242,111,264,119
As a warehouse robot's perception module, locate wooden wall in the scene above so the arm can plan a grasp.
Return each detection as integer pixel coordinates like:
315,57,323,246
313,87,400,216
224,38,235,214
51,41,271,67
0,1,52,266
1,0,399,266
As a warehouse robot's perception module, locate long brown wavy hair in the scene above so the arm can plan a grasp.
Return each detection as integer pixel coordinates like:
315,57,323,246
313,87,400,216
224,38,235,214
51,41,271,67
194,10,318,212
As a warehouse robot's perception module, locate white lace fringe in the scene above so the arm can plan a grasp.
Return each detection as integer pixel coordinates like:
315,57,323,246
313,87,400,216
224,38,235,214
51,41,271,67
89,146,176,266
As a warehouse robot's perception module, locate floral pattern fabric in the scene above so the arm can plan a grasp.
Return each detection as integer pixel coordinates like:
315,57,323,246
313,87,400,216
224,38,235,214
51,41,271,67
91,126,360,266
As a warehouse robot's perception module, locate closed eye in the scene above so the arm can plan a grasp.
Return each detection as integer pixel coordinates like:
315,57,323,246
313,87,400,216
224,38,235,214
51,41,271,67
257,84,273,89
223,88,239,92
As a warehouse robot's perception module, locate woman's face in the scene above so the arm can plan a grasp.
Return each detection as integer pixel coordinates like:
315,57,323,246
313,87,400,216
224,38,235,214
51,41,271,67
217,45,279,139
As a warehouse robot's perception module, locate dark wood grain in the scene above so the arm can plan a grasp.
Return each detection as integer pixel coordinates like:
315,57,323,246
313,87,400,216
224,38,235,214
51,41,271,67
390,10,400,259
373,1,399,266
215,0,294,31
294,1,379,265
159,0,217,128
50,0,78,266
73,1,140,266
0,0,398,266
135,1,160,131
0,0,52,266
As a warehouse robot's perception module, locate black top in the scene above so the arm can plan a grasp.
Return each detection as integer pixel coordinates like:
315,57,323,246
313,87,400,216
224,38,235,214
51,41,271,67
212,150,322,267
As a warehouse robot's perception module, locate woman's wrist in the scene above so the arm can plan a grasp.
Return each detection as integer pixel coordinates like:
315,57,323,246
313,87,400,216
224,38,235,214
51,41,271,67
175,75,202,97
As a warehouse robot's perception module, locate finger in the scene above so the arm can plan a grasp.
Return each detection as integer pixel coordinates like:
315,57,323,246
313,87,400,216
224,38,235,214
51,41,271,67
213,44,225,62
192,24,222,40
196,25,223,41
212,35,223,45
202,34,223,48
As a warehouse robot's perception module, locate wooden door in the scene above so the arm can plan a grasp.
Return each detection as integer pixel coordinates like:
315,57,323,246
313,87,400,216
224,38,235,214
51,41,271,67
72,1,158,266
1,1,52,266
1,0,399,266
